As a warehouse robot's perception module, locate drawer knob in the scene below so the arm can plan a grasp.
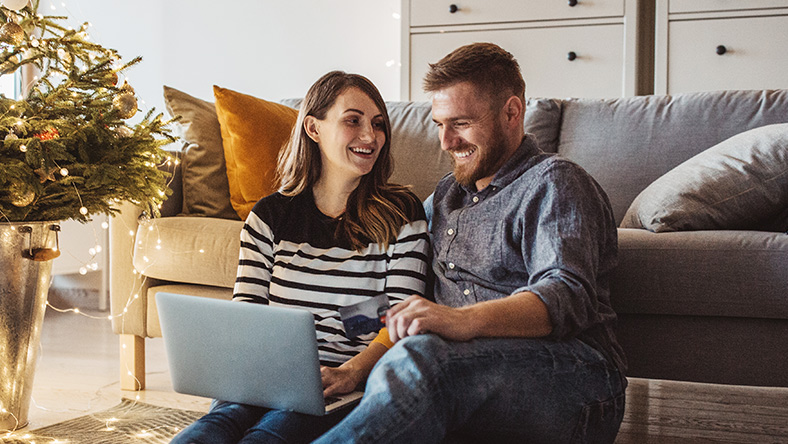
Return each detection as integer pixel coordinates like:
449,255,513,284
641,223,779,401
567,51,577,61
449,4,459,13
568,0,578,6
716,45,727,55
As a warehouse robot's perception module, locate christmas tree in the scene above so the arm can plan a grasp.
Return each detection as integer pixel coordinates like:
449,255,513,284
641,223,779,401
0,0,176,223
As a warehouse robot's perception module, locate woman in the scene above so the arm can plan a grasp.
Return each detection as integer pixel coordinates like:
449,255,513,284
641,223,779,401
171,71,430,444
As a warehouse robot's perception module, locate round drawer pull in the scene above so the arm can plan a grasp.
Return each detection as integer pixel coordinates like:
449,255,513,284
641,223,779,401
567,51,577,61
449,4,459,13
568,0,578,6
716,45,727,55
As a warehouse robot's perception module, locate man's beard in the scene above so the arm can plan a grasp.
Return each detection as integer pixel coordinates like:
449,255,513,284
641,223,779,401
450,125,509,189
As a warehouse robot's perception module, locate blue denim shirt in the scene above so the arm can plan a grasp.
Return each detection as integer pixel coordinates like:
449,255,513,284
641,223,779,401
429,135,626,374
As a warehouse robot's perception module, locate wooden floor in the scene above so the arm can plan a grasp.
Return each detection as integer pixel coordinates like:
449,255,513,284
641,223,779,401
5,309,788,442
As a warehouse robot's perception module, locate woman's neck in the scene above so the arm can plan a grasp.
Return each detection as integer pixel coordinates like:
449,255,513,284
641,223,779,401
312,174,361,219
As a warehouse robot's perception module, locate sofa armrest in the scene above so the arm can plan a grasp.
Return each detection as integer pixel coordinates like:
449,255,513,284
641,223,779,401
109,201,152,337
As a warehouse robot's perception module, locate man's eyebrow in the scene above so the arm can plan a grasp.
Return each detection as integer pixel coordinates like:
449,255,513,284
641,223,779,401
432,116,473,123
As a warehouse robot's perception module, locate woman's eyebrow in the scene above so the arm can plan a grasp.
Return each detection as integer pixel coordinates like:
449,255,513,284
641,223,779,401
343,108,383,119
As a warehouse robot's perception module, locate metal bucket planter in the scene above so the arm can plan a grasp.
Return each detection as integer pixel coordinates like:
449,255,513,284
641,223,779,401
0,221,60,431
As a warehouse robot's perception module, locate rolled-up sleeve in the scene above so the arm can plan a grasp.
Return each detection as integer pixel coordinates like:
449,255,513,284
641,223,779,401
513,161,615,340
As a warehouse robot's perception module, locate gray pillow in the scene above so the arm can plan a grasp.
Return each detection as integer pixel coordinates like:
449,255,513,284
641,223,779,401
163,86,239,220
621,123,788,232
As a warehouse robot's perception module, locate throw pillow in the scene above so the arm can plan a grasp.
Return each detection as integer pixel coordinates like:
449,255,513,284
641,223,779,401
621,123,788,232
213,86,299,221
163,86,239,220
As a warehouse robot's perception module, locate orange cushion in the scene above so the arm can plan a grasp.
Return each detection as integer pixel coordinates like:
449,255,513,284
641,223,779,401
213,86,299,220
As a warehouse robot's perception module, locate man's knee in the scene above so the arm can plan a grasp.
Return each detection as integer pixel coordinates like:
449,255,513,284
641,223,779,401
369,334,449,389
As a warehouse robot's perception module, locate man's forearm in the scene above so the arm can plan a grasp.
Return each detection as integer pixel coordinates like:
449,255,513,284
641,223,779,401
461,291,553,339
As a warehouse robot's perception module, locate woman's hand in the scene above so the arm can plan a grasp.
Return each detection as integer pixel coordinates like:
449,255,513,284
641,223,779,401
321,365,364,397
320,341,389,397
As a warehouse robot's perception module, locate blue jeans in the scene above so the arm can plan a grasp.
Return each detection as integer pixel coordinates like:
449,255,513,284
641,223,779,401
170,401,351,444
314,334,626,444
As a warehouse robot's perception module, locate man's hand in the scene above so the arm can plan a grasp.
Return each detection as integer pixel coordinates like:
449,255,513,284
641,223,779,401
386,295,477,343
387,292,553,344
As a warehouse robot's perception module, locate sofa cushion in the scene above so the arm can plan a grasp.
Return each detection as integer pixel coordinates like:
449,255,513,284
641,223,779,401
133,216,244,288
214,86,299,220
610,229,788,320
163,86,239,220
621,123,788,232
557,90,788,223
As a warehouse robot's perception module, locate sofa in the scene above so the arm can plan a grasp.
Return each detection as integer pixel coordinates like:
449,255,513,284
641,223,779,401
109,86,788,391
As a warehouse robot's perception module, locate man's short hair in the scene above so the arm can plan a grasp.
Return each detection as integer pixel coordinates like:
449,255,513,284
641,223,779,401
423,43,526,106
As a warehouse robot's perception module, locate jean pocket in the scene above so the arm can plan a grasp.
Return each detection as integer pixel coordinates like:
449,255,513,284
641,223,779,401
570,393,626,444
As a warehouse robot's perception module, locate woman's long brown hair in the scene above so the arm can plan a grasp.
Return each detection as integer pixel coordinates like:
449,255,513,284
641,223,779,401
276,71,417,251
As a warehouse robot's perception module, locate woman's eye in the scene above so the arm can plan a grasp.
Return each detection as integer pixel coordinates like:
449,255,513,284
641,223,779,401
373,121,385,130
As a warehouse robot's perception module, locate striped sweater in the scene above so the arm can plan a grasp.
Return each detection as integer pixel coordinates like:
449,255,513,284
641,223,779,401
233,190,430,366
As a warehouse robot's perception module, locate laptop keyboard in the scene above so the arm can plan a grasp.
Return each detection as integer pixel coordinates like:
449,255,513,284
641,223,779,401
325,396,342,406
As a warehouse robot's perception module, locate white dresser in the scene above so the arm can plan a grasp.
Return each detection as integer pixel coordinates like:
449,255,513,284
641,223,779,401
655,0,788,94
401,0,646,100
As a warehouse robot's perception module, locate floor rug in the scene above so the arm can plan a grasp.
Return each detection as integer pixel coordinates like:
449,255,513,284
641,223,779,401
0,399,204,443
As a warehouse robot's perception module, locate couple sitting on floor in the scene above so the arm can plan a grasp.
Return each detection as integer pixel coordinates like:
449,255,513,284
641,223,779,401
172,42,627,444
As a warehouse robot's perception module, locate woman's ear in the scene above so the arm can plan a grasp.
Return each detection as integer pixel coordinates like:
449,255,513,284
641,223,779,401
304,116,320,143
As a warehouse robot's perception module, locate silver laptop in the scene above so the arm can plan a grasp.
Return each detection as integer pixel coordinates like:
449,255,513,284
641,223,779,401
156,292,363,416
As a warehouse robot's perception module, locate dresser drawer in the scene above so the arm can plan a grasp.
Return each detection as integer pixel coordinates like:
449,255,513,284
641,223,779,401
409,24,624,100
410,0,625,27
669,0,788,14
666,15,788,93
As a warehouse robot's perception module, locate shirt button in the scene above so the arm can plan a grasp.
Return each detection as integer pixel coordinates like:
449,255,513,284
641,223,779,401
472,196,479,203
447,228,455,235
448,262,455,269
463,289,470,295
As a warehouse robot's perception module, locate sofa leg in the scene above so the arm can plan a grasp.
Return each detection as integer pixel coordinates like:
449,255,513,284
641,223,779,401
120,334,146,391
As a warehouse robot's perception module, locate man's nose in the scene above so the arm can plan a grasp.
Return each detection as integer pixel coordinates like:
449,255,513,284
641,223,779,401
440,128,460,151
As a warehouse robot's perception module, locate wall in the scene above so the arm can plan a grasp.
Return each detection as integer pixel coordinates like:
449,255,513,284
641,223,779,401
41,0,403,112
37,0,402,301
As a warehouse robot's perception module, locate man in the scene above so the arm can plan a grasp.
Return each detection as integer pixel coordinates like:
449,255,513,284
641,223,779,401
315,43,626,444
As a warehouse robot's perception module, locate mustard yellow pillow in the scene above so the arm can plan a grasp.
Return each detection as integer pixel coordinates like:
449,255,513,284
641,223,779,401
213,86,299,220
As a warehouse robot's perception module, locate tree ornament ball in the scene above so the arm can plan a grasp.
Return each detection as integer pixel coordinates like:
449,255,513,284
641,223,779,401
113,92,137,119
10,186,35,207
0,22,25,46
1,0,28,11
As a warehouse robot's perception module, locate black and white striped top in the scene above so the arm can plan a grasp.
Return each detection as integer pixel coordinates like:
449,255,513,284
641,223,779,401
233,190,430,366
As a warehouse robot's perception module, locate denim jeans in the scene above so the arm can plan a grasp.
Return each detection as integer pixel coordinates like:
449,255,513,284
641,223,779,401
170,400,351,444
314,334,626,444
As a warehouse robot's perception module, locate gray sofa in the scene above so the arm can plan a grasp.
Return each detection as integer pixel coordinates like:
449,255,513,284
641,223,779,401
109,88,788,391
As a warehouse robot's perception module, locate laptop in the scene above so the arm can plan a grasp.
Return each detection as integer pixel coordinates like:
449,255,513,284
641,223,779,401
156,292,364,416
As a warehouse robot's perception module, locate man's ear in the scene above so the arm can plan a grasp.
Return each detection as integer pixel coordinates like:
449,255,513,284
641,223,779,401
503,96,524,126
304,116,320,143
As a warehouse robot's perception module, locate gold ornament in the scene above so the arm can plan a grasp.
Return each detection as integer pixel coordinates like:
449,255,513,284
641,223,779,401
0,22,25,46
10,185,35,207
113,92,137,119
119,80,134,94
115,125,133,137
34,165,57,183
1,0,30,11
